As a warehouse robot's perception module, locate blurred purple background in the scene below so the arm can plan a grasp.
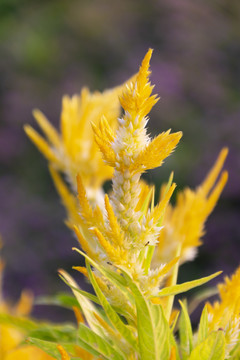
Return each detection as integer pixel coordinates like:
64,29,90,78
0,0,239,319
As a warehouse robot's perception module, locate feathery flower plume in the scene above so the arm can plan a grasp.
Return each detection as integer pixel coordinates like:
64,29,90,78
76,49,182,299
153,148,228,266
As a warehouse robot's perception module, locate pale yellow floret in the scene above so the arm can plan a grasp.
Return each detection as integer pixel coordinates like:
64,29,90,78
206,266,240,357
153,149,228,266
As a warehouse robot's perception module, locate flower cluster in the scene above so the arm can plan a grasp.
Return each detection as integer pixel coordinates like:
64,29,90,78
1,50,239,360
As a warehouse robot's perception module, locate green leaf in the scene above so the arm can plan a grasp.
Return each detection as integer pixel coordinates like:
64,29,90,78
27,337,67,360
179,300,193,360
86,260,138,352
35,293,80,309
59,274,101,305
188,330,226,360
29,324,77,343
156,271,222,297
73,247,134,305
0,313,38,332
0,313,77,343
59,269,105,337
78,323,125,360
121,268,171,360
143,245,155,274
197,305,209,345
188,287,218,315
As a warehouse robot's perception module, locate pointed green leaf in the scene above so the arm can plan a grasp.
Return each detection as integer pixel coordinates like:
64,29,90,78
189,330,225,360
0,313,77,342
35,293,80,309
59,274,101,305
59,270,104,337
197,305,209,344
27,338,67,360
28,324,77,343
75,337,107,359
156,271,222,297
179,300,193,360
0,313,38,332
78,323,125,360
85,260,138,352
28,337,102,360
143,245,155,274
188,287,218,315
73,247,134,305
120,268,171,360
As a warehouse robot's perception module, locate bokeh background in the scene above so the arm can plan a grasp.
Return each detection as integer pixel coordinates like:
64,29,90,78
0,0,239,321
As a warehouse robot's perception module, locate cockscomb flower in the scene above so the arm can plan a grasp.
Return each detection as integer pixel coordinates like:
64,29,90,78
206,267,240,357
72,49,182,296
153,148,228,266
24,78,134,207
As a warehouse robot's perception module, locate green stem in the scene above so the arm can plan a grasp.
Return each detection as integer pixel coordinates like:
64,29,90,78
165,243,182,322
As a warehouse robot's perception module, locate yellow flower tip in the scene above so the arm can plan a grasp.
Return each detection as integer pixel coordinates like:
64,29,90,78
0,259,5,272
57,345,70,360
202,148,229,196
176,131,183,141
72,305,85,324
58,268,66,277
72,266,88,278
15,290,34,316
139,48,153,76
32,108,42,119
170,346,177,360
23,124,32,136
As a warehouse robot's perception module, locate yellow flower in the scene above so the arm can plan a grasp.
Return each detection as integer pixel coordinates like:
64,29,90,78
206,266,240,357
153,148,228,266
73,49,182,301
